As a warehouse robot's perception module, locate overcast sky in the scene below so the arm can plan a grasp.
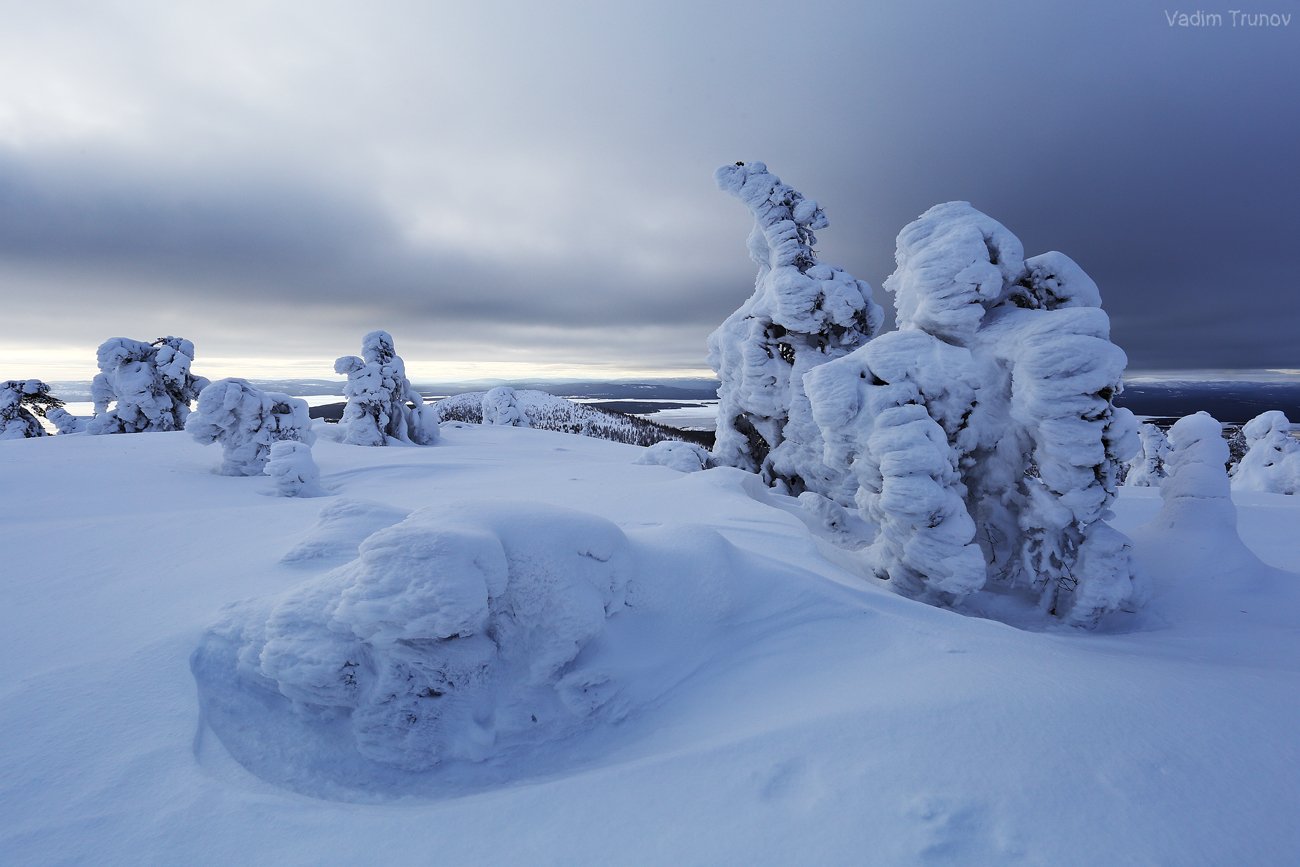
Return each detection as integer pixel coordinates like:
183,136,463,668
2,0,1297,383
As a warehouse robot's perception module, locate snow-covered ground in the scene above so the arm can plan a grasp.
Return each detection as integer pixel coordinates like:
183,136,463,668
1,424,1297,864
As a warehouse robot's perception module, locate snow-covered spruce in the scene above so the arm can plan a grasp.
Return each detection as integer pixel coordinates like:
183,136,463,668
88,336,209,434
334,331,438,447
481,386,528,427
264,441,326,497
807,202,1140,624
0,379,63,439
1147,411,1248,549
1232,411,1299,494
635,440,713,473
1125,423,1171,487
708,161,883,501
207,502,629,770
187,378,315,476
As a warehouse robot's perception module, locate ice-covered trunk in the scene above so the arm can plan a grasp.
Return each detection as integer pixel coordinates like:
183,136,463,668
708,161,882,499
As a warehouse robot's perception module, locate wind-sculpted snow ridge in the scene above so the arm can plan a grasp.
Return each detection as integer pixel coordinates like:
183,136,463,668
708,161,884,501
434,389,701,447
806,202,1140,626
1232,411,1299,494
191,491,840,798
334,331,439,447
88,336,209,434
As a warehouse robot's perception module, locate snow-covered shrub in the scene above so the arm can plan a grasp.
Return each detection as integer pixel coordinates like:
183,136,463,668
708,161,883,500
1125,423,1171,486
187,378,314,476
334,331,438,447
481,386,528,427
212,502,629,770
635,440,713,473
88,336,209,434
265,441,326,497
0,380,62,439
1231,411,1299,494
806,202,1140,624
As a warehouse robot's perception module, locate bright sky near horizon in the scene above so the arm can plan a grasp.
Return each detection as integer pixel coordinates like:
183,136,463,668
2,1,1296,384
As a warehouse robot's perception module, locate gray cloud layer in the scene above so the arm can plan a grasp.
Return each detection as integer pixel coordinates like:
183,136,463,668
2,0,1297,377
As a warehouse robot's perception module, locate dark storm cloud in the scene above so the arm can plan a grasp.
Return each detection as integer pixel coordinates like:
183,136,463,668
1,0,1297,375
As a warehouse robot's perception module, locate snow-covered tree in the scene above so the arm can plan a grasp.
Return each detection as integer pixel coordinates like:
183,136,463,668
806,202,1140,624
0,380,63,439
88,336,209,434
481,386,528,427
1153,411,1241,532
1231,410,1299,494
1125,423,1171,486
187,378,315,476
334,331,438,447
708,161,884,500
265,440,326,497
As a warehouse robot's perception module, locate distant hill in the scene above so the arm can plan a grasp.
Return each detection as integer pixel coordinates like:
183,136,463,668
1116,381,1300,424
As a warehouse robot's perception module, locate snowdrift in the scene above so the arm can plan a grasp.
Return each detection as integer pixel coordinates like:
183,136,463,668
1,425,1298,864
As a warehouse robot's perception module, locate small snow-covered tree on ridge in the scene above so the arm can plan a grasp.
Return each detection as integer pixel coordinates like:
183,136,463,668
334,331,438,447
88,336,209,434
806,202,1140,625
265,440,326,497
708,161,883,500
482,386,528,427
187,378,315,476
0,380,63,439
1125,423,1171,486
1231,410,1299,494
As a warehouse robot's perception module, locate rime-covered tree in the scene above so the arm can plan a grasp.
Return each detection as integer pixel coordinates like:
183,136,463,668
0,380,63,439
1232,410,1299,494
1153,412,1240,533
708,161,883,499
1125,423,1171,486
88,336,209,434
481,386,528,427
334,331,438,447
187,378,315,476
806,202,1140,625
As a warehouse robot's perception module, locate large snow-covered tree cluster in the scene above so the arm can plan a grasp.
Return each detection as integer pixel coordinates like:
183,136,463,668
88,336,209,434
334,331,439,447
804,202,1140,625
708,161,884,500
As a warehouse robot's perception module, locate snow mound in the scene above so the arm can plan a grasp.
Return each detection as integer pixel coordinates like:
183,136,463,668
634,440,713,472
196,501,635,775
